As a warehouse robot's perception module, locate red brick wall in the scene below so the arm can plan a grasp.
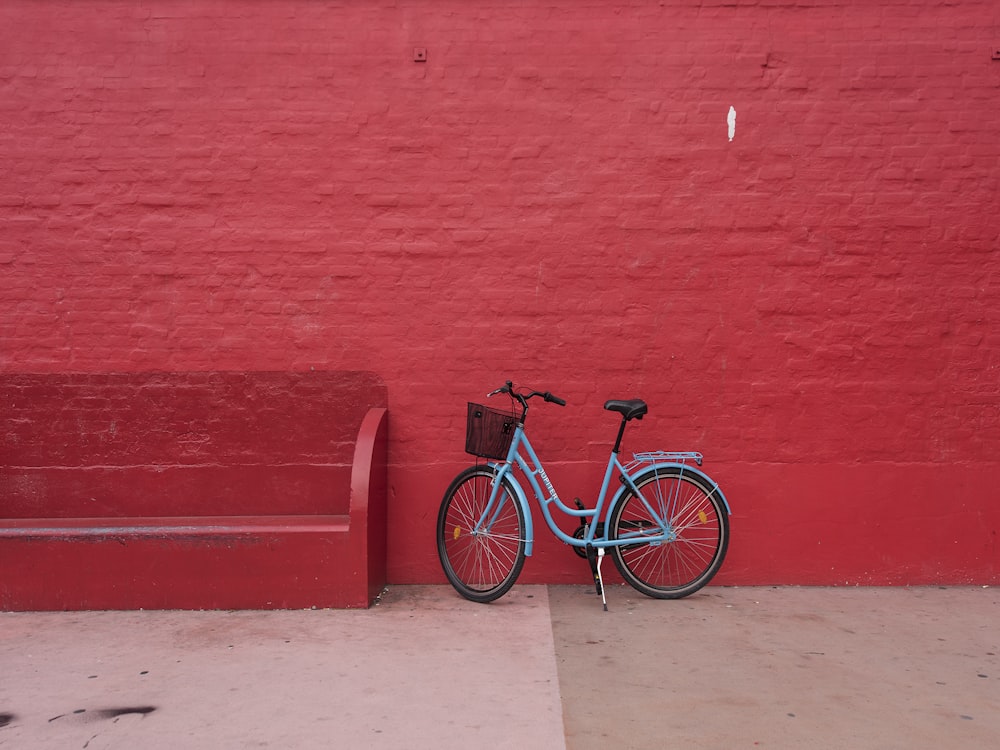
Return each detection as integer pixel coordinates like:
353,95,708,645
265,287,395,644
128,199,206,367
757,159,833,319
2,1,998,585
1,371,385,518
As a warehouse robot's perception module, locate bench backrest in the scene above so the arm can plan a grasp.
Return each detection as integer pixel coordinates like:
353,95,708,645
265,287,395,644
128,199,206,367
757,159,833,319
1,371,388,518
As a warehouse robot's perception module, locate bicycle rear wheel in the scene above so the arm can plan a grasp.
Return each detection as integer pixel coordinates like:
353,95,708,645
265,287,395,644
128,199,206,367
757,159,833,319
436,466,526,603
609,466,729,599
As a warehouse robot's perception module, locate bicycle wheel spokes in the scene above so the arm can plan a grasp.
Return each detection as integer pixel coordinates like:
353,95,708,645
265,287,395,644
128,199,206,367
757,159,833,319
610,468,729,599
437,467,526,602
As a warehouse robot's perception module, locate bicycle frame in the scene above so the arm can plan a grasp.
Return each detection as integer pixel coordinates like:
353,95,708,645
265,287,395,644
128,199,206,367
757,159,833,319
474,420,730,558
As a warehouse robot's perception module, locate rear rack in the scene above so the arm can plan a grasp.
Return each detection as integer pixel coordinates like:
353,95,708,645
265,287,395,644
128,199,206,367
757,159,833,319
626,451,704,471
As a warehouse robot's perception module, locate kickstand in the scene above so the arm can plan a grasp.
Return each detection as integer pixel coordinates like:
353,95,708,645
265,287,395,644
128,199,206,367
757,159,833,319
596,548,608,611
585,544,609,612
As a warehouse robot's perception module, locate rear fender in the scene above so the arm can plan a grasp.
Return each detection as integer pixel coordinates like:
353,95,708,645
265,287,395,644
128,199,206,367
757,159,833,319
607,462,732,525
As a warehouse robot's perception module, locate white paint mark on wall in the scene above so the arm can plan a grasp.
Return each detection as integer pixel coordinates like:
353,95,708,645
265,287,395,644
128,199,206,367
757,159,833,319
727,106,736,141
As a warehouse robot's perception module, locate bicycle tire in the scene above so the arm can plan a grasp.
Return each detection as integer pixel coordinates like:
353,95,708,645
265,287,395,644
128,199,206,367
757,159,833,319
609,466,729,599
436,465,526,603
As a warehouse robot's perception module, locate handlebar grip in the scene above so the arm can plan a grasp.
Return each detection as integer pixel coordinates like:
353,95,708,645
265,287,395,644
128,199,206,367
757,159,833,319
544,392,567,406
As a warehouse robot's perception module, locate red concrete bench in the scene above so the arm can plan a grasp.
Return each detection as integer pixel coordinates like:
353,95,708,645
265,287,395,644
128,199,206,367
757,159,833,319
0,371,388,610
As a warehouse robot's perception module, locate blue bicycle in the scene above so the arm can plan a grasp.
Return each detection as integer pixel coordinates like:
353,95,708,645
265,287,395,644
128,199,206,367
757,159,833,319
437,382,731,606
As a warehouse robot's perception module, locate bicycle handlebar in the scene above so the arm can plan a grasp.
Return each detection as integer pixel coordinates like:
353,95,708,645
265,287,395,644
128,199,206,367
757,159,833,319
487,381,566,407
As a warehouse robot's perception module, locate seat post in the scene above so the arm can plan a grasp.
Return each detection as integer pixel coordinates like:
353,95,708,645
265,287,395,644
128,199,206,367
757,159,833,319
612,416,629,454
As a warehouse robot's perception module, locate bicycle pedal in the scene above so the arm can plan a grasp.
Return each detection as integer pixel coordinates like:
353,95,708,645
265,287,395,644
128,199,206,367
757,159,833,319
572,524,589,558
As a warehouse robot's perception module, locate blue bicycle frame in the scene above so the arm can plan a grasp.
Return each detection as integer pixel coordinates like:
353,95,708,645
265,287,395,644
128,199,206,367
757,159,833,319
475,420,730,558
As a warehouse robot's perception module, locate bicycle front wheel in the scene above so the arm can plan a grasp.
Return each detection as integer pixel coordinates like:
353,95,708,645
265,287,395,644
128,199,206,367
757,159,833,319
609,466,729,599
436,466,526,603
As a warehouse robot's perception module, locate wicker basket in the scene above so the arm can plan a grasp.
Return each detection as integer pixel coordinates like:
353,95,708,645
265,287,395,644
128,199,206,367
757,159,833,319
465,402,517,460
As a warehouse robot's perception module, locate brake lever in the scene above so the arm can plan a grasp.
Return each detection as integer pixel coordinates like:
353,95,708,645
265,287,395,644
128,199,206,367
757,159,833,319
487,380,514,398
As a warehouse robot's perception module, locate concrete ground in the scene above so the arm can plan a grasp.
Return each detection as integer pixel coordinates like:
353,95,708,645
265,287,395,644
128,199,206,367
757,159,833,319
1,585,997,749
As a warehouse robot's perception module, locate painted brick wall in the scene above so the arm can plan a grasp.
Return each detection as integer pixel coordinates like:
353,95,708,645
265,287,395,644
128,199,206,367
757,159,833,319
2,1,998,586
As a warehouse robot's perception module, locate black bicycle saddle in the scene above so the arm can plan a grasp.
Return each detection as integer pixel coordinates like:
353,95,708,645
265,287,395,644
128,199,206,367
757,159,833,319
603,399,648,421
